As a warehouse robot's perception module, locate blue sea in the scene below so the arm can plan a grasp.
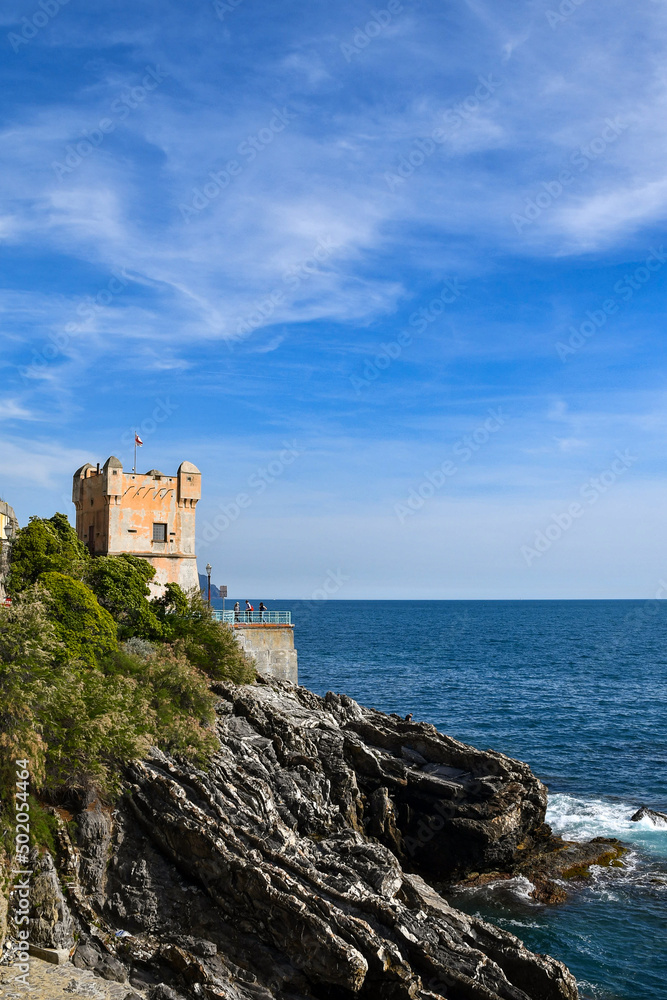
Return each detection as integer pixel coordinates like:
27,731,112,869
225,599,667,1000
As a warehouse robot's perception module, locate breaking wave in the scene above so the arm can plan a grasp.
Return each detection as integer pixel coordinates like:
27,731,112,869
546,792,667,858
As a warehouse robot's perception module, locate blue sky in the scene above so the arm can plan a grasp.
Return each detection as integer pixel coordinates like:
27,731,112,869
1,0,667,598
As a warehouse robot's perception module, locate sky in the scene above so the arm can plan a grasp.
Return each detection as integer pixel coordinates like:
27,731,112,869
1,0,667,599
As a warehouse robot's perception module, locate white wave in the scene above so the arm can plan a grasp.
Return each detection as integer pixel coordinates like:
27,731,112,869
496,918,544,930
546,793,667,855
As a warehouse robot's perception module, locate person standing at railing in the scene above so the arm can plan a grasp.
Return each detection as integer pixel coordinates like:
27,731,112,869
259,601,267,622
245,599,254,622
234,601,240,622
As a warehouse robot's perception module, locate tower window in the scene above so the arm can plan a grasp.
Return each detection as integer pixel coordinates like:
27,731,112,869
152,523,167,542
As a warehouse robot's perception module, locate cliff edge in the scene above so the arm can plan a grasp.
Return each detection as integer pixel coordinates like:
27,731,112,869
10,680,589,1000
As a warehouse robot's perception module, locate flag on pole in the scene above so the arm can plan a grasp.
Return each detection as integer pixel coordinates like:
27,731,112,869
133,432,143,472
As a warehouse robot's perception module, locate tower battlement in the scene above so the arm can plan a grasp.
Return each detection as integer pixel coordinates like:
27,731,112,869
72,457,201,594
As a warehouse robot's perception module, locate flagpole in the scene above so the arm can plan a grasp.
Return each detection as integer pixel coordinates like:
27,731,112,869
133,432,137,473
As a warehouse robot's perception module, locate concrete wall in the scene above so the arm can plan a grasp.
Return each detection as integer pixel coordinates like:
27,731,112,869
72,458,201,594
232,625,298,684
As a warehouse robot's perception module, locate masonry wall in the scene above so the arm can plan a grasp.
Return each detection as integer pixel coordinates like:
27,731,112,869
72,458,201,594
232,625,298,684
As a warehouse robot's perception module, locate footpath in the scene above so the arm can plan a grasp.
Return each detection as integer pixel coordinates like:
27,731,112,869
0,957,139,1000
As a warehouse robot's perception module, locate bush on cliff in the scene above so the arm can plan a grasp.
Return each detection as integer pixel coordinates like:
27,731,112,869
39,572,119,666
0,595,56,793
0,593,218,815
85,553,164,641
153,583,255,684
1,510,254,836
6,513,89,594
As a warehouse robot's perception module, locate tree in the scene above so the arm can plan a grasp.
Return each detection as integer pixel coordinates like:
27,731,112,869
39,572,118,666
85,554,163,641
7,513,89,594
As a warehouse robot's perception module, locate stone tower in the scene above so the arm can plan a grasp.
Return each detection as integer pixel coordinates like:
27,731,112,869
72,457,201,593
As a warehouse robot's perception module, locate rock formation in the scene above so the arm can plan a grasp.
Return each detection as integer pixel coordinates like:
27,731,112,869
7,679,606,999
630,805,667,826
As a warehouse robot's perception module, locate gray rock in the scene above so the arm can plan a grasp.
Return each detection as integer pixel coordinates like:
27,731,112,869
28,850,75,950
43,680,579,1000
631,805,667,826
73,939,128,982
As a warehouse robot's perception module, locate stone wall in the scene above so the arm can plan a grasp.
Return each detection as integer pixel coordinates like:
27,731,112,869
72,458,200,594
232,624,298,683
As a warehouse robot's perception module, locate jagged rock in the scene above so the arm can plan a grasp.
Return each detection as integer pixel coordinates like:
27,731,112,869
27,850,75,951
631,805,667,826
73,938,128,982
44,680,580,999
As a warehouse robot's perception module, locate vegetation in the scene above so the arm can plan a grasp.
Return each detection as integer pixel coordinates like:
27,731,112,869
40,572,118,666
154,583,254,684
6,512,88,593
0,512,254,849
85,553,163,641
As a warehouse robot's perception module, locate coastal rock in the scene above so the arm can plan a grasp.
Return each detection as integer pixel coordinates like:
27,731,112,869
41,679,580,1000
27,850,75,952
630,805,667,827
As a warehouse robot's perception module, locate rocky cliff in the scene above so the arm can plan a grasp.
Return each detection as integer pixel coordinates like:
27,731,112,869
9,679,594,1000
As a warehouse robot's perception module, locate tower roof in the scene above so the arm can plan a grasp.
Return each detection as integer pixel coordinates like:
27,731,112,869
103,456,123,471
178,461,200,474
73,462,95,478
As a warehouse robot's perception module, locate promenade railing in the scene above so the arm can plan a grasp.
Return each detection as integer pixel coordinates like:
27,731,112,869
213,610,292,625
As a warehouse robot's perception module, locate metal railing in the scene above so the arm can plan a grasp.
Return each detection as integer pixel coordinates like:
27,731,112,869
213,610,292,625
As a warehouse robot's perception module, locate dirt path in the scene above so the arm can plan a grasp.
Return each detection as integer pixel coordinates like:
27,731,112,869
0,957,140,1000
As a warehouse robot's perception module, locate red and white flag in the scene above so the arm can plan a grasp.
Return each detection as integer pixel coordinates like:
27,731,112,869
135,434,143,446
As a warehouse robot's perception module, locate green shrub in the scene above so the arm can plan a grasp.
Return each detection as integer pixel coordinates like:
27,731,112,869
141,647,218,763
153,584,255,683
39,663,154,792
39,573,118,666
0,593,59,792
85,554,163,641
7,513,88,594
0,510,254,824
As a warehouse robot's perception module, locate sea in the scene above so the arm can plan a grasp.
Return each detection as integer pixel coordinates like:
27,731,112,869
218,599,667,1000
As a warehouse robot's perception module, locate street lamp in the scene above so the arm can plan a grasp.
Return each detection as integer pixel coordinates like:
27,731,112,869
4,522,14,541
206,563,212,606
